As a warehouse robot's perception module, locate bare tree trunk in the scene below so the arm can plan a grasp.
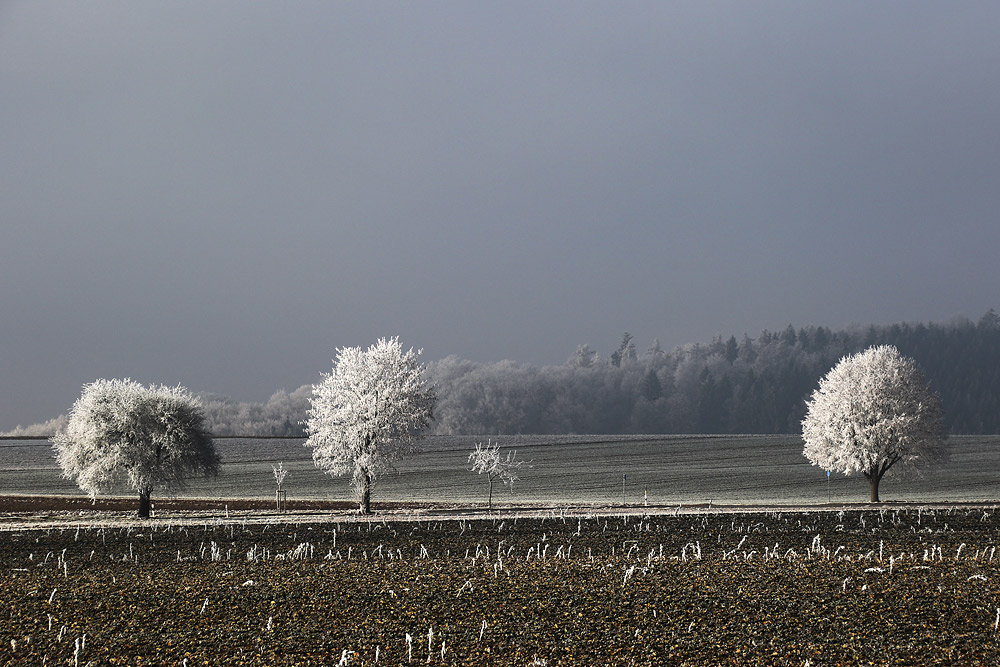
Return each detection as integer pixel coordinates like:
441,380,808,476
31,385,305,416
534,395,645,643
488,477,494,511
865,471,881,503
359,469,371,515
864,456,900,503
138,486,152,518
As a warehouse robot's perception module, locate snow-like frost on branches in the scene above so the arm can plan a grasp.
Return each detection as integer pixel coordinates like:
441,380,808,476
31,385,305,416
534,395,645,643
468,439,528,509
51,378,220,500
468,440,526,490
802,345,944,493
304,337,435,508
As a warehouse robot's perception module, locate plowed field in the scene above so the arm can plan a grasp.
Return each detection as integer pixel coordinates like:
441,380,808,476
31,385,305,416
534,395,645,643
3,507,1000,665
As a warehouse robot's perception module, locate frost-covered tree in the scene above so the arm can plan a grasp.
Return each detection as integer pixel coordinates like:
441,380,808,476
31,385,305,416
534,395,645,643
610,332,637,367
802,345,944,502
569,344,598,368
468,440,527,509
51,379,220,517
304,337,435,514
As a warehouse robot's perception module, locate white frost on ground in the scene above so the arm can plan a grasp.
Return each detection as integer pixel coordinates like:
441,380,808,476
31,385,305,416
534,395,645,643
3,500,999,531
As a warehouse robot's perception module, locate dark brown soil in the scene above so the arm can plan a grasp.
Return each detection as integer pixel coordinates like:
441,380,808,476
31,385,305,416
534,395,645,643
0,495,464,515
3,507,1000,665
0,494,408,514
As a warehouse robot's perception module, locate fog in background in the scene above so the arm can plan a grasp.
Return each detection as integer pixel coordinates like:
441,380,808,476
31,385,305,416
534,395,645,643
3,3,999,430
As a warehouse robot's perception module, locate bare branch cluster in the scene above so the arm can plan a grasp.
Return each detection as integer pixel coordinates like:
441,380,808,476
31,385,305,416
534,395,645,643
468,440,529,508
468,440,526,488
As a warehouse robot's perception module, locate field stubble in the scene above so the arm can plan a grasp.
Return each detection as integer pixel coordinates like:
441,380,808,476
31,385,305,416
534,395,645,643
3,507,1000,665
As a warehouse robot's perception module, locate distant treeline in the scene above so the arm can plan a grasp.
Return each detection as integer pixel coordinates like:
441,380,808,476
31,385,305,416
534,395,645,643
6,312,998,438
425,311,1000,436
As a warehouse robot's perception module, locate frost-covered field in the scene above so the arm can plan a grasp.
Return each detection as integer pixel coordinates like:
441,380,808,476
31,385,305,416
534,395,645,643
3,508,1000,665
2,435,999,507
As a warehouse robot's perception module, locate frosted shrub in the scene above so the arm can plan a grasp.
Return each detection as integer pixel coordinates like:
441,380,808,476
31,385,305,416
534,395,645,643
468,440,528,510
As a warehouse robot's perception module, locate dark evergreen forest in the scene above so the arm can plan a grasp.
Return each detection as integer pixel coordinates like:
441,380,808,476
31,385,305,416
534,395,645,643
424,310,1000,436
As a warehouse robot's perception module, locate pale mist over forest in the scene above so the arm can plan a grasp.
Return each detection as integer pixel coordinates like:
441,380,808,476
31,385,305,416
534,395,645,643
7,312,999,438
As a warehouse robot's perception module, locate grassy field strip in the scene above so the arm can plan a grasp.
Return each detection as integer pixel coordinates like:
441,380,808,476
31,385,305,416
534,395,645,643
1,435,997,506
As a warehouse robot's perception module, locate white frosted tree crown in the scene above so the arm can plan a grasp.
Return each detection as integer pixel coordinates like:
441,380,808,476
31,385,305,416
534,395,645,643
801,345,944,501
51,378,219,510
304,337,435,512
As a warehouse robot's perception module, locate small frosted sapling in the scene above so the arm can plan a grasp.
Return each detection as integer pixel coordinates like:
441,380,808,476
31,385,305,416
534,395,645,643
273,462,289,510
468,440,528,510
273,462,288,490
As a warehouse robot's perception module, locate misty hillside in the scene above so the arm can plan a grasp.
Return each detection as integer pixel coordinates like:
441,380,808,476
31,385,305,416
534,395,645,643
7,312,998,438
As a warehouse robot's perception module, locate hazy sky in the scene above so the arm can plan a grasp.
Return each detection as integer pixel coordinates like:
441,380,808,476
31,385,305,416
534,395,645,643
2,2,999,430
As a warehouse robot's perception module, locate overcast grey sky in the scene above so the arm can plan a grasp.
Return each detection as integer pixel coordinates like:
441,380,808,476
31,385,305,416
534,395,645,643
2,2,999,430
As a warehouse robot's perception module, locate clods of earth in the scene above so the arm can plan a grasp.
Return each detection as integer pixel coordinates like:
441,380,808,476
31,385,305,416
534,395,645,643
3,507,1000,665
